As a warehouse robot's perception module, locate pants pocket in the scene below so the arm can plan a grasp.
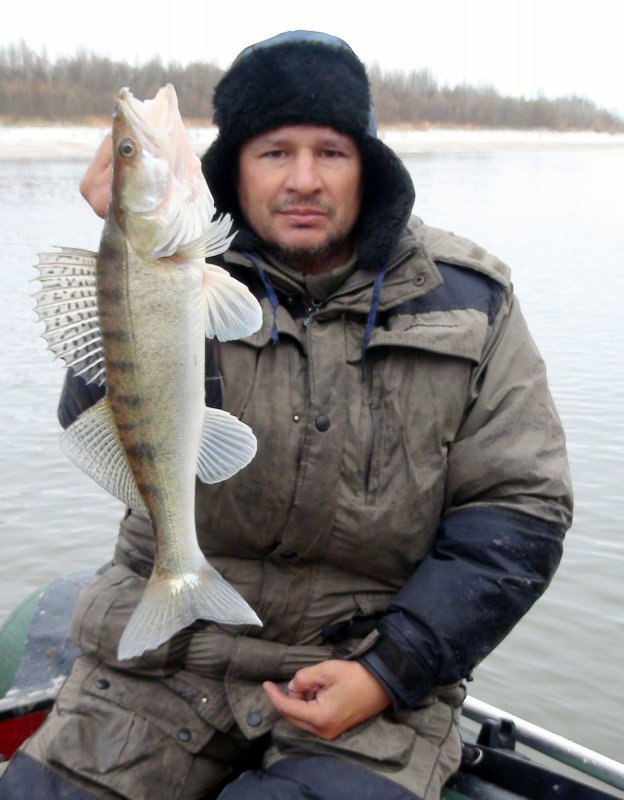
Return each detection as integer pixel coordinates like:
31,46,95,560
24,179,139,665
42,657,217,800
265,700,461,800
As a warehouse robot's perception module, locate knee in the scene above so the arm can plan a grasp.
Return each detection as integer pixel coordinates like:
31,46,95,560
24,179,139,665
218,755,420,800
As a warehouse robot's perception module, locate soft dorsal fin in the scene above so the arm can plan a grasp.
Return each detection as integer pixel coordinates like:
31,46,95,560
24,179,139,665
35,248,105,386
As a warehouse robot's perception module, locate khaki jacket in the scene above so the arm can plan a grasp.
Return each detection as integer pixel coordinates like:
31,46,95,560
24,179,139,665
66,218,571,796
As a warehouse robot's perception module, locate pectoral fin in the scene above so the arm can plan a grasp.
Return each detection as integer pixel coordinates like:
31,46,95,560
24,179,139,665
60,398,147,514
175,212,235,260
196,407,257,484
35,248,105,386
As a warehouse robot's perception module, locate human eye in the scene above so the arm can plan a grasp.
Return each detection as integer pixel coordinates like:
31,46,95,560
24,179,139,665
261,148,287,159
321,148,344,159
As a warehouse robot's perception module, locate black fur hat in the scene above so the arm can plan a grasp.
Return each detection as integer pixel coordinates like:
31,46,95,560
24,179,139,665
201,31,415,270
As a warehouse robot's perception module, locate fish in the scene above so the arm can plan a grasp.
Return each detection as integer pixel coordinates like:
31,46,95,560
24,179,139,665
35,84,263,660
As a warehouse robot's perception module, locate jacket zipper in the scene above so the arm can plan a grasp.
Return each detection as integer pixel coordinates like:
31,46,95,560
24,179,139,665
363,399,380,500
298,248,419,499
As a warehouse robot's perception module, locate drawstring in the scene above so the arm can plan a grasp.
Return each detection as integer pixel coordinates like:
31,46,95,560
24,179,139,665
243,251,280,345
361,261,388,379
243,251,388,374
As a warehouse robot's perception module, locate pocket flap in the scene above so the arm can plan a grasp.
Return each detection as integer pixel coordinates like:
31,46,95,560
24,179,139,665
347,308,488,364
58,657,216,754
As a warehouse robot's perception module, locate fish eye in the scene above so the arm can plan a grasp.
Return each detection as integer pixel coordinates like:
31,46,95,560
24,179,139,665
118,138,135,158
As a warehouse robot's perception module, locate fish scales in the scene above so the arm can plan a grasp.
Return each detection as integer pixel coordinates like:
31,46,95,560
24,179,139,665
35,84,264,660
98,222,205,541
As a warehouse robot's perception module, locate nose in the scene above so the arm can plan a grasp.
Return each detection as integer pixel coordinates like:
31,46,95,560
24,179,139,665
284,151,322,196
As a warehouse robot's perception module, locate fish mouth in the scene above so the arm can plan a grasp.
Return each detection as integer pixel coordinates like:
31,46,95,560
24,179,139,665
117,84,178,139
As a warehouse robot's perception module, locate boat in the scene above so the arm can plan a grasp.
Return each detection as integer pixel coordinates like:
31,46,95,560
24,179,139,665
1,574,623,799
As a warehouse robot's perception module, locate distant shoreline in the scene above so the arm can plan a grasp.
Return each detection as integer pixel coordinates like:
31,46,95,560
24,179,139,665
1,126,623,160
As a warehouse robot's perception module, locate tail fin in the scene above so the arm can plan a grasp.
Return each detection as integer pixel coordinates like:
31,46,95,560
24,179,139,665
117,565,262,661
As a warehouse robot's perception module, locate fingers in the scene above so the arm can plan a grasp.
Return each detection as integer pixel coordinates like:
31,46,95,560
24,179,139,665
80,133,113,219
263,680,309,718
263,680,338,738
263,661,392,741
288,662,332,694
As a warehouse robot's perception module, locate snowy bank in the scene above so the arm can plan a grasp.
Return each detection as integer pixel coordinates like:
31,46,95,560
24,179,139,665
1,126,623,160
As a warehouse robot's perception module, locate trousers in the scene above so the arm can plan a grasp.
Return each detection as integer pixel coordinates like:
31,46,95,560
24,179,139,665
1,750,423,800
0,655,461,800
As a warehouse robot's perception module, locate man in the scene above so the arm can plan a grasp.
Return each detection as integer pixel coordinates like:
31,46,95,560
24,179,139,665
0,31,572,800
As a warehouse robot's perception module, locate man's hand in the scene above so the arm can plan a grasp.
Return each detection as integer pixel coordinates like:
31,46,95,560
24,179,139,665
263,660,391,740
80,133,113,219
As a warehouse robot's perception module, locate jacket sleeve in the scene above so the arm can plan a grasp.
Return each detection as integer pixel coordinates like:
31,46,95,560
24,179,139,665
358,291,573,708
57,368,105,429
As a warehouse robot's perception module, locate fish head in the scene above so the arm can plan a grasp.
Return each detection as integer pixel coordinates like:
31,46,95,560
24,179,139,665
111,84,216,260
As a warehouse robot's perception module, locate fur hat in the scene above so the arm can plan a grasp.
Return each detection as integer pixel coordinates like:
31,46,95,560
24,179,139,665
201,31,415,270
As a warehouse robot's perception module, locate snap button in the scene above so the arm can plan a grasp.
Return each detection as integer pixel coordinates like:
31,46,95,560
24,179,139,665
95,679,110,690
293,414,301,422
315,414,330,432
247,711,262,728
177,728,192,742
415,274,426,286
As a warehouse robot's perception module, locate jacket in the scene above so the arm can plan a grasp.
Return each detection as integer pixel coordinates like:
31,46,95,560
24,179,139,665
59,216,572,736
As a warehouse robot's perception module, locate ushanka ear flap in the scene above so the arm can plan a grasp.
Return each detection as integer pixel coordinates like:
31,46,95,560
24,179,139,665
355,137,416,272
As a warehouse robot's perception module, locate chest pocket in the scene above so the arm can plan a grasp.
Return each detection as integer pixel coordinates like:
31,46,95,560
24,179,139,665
343,309,488,511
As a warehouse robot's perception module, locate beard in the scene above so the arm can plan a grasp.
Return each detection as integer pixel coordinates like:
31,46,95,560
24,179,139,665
263,235,353,274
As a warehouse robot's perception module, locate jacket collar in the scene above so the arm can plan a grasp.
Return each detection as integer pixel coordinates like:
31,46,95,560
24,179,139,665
225,216,443,319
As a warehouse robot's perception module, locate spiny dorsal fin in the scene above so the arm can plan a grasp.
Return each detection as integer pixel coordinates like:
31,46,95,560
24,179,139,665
35,248,105,386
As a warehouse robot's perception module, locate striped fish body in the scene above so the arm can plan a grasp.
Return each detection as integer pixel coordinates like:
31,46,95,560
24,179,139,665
98,219,206,575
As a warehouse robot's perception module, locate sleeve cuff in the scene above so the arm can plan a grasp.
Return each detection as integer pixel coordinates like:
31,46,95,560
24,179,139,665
356,635,438,710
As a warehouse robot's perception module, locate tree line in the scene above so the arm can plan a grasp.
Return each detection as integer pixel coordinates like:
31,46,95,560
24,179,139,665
1,41,622,132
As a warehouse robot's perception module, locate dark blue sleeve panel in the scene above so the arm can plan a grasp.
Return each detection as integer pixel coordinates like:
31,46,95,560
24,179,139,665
57,369,105,430
358,505,565,709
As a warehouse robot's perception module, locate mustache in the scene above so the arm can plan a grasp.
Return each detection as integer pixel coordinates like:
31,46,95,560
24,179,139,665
270,199,333,214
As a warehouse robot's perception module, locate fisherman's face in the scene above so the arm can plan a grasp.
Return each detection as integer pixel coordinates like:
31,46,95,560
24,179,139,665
237,125,361,273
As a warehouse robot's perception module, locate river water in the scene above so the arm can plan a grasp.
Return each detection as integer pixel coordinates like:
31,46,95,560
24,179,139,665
0,138,622,763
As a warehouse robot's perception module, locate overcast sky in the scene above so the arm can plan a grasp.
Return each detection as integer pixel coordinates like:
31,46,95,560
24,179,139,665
3,0,623,118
